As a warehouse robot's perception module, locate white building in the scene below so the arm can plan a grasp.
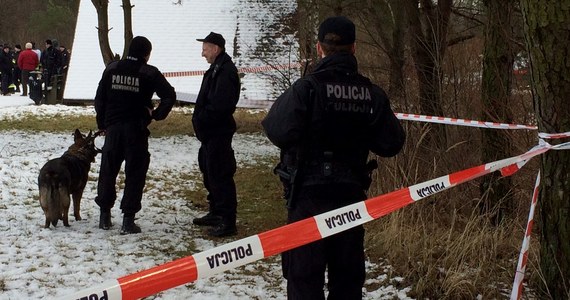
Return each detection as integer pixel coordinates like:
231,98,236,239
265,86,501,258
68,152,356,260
65,0,298,108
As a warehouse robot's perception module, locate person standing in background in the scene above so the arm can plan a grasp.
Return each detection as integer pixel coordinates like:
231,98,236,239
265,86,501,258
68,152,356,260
192,32,241,237
17,42,39,97
59,45,71,94
12,44,22,93
31,42,41,61
40,39,61,89
59,45,70,75
0,45,14,96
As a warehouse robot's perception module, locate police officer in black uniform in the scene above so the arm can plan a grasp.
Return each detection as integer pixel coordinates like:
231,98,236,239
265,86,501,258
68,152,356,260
41,39,62,89
262,16,405,299
95,36,176,234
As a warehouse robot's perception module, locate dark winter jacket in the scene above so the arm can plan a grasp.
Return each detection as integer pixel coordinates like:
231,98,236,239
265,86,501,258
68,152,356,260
95,56,176,130
0,51,13,73
60,48,70,73
12,50,21,71
192,52,241,142
40,46,62,74
262,53,405,186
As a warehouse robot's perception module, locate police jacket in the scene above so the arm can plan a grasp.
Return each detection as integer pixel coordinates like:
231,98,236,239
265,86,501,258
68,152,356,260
95,56,176,130
12,51,21,71
0,51,13,73
262,53,405,186
41,46,61,74
192,52,240,142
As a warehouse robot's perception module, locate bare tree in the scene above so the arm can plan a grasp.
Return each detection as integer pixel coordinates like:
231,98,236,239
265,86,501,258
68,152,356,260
121,0,134,58
403,0,453,148
91,0,115,65
479,0,514,224
297,0,322,75
91,0,133,65
521,0,570,298
360,0,407,100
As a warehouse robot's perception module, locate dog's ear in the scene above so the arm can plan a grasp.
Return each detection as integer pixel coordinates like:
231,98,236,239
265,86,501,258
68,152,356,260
73,129,82,141
87,130,93,138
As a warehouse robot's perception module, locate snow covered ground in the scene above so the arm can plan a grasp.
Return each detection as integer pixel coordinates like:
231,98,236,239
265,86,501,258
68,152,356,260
0,96,411,299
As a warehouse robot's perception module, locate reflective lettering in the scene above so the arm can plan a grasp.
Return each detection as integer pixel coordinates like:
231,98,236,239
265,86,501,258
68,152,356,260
333,102,370,113
78,290,107,300
111,75,140,92
206,244,254,269
326,84,372,101
416,182,446,198
324,209,363,229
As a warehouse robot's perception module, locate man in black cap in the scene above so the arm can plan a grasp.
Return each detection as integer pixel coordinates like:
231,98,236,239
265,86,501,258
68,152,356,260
41,39,62,91
192,32,241,237
262,16,405,299
95,36,176,234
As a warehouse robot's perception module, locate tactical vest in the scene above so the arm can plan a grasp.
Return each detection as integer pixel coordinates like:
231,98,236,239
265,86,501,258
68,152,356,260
296,68,377,187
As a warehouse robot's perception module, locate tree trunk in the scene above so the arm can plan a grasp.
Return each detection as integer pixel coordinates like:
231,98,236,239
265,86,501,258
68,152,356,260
521,0,570,297
366,0,407,100
296,0,320,76
91,0,115,65
479,0,514,224
404,0,452,149
121,0,133,59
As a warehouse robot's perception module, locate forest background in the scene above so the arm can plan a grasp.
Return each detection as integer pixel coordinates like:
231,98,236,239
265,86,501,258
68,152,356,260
1,0,568,298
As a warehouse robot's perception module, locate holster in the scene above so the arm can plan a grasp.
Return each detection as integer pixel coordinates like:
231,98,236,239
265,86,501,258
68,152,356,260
273,162,292,201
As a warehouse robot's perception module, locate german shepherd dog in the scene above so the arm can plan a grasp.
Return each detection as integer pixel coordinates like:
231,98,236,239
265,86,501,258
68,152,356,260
38,129,101,228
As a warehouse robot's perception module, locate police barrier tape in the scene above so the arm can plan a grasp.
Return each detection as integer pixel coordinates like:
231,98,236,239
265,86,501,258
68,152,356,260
510,171,540,300
161,59,557,136
394,113,538,130
63,140,570,300
507,132,570,299
539,131,570,139
163,62,303,78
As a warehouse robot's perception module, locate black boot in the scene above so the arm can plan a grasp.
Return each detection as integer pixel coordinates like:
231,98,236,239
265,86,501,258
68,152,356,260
120,215,141,235
208,222,237,237
99,210,112,230
193,213,222,226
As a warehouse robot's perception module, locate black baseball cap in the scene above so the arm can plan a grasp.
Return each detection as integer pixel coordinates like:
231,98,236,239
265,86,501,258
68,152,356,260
318,16,356,46
197,32,226,48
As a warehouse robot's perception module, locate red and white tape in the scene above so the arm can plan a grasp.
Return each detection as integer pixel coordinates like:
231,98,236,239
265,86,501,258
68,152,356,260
510,171,540,300
163,63,302,78
395,113,537,130
62,141,559,300
539,131,570,139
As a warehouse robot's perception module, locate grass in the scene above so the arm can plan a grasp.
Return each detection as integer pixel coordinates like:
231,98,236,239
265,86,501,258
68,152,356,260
1,104,542,298
0,105,266,137
0,114,96,133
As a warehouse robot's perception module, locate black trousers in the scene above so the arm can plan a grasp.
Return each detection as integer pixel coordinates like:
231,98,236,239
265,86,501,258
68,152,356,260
21,70,31,95
13,68,21,90
282,184,367,300
198,134,237,225
96,122,150,216
1,72,11,94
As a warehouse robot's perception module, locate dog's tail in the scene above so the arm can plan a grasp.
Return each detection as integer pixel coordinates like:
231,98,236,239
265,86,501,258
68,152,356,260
39,172,62,227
